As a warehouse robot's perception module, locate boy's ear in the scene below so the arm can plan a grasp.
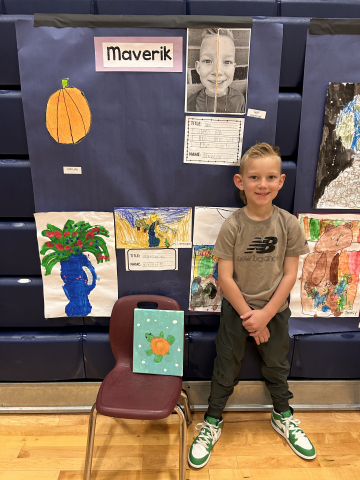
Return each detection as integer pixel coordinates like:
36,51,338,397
234,173,243,190
278,173,286,191
195,60,200,75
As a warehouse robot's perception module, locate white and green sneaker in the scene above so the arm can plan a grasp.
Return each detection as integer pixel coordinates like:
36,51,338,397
271,408,316,460
188,415,223,468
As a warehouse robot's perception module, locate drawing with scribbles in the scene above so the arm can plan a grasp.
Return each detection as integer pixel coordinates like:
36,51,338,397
314,82,360,209
290,214,360,318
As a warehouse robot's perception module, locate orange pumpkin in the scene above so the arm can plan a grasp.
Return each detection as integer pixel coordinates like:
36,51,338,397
46,78,91,144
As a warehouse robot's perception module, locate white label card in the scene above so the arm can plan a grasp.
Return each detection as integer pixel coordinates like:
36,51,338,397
247,109,266,119
125,248,178,271
184,116,244,166
63,167,82,174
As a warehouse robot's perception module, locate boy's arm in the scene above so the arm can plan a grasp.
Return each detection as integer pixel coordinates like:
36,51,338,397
241,256,299,336
218,258,252,317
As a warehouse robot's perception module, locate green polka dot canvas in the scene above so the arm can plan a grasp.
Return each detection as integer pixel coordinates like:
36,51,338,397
133,308,184,376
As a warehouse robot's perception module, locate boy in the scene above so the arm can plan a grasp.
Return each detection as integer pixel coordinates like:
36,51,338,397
187,29,246,114
188,143,316,469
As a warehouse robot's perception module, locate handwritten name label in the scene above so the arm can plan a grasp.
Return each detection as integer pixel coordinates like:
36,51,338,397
94,37,183,72
184,116,244,166
63,167,82,174
125,248,178,271
247,109,267,119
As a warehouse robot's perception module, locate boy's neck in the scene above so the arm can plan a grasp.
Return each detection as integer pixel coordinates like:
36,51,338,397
205,87,229,98
243,203,275,221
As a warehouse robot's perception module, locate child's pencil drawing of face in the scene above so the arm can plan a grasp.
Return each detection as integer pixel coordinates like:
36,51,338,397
195,33,236,98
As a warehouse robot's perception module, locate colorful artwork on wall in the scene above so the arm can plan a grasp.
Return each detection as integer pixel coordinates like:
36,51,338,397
133,308,184,376
314,82,360,209
46,79,91,144
290,214,360,318
189,207,237,312
114,207,192,249
34,212,118,318
189,245,222,312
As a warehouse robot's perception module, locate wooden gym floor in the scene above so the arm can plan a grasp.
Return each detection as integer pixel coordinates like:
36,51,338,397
0,410,359,480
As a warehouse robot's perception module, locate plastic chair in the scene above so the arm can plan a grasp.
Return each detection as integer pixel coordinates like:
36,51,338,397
83,294,192,480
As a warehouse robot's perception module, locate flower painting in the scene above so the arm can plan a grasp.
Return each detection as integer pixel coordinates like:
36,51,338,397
34,212,118,318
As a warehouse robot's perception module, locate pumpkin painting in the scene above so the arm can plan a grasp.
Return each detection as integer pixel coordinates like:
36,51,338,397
46,78,91,144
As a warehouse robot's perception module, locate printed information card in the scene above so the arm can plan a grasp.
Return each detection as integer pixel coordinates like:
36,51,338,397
125,248,178,271
184,116,244,166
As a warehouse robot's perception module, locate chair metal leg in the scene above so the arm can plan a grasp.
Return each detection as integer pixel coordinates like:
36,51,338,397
83,403,97,480
181,389,192,425
174,404,187,480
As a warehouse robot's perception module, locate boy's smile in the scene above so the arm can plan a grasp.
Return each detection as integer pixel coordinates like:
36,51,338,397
195,35,236,98
234,156,285,216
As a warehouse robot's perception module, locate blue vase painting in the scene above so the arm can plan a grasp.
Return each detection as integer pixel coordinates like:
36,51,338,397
61,253,97,316
35,212,118,318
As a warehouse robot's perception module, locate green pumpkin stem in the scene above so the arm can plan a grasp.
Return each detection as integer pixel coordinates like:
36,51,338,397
62,78,69,88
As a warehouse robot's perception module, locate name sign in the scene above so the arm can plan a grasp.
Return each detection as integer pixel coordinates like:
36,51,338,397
94,37,183,72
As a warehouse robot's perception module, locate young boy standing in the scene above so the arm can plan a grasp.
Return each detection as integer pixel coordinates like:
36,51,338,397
188,143,316,468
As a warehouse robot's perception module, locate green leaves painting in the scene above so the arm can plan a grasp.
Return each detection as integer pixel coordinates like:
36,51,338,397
40,219,110,275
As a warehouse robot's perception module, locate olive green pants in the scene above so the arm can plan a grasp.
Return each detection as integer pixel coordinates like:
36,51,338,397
207,299,293,418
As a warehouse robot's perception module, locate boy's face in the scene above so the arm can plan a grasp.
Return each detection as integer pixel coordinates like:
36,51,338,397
234,156,285,208
195,34,236,97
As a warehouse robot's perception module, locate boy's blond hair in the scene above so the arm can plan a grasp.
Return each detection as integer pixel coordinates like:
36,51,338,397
239,143,282,204
201,28,235,43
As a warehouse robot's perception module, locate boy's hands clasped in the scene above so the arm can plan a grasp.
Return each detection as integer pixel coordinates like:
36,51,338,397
251,326,270,345
241,309,272,345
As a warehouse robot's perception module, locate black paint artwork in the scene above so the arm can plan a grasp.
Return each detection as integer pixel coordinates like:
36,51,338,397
313,82,360,209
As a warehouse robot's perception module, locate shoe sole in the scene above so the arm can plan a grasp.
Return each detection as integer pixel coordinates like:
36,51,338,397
187,430,222,469
271,420,316,460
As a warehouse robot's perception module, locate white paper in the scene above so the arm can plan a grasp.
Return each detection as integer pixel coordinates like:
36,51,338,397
63,167,82,174
193,206,238,245
34,212,118,318
125,248,178,271
247,108,266,119
102,42,174,68
184,116,244,166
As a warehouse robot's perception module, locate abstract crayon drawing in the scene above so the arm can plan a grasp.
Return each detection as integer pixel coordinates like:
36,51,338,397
314,83,360,209
189,245,223,312
290,214,360,318
34,212,118,318
133,308,184,376
114,207,192,249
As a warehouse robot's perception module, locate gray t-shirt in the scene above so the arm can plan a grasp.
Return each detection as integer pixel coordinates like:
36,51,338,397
213,206,310,312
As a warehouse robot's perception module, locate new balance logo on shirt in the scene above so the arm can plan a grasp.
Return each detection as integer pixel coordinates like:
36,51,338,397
244,236,278,254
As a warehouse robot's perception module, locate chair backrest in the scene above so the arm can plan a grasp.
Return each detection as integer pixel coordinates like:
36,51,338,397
109,295,181,367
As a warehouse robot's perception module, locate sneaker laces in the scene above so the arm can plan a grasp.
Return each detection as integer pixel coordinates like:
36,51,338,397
283,415,307,442
194,420,219,450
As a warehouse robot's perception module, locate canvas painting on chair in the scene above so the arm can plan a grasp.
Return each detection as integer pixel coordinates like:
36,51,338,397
133,308,184,376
